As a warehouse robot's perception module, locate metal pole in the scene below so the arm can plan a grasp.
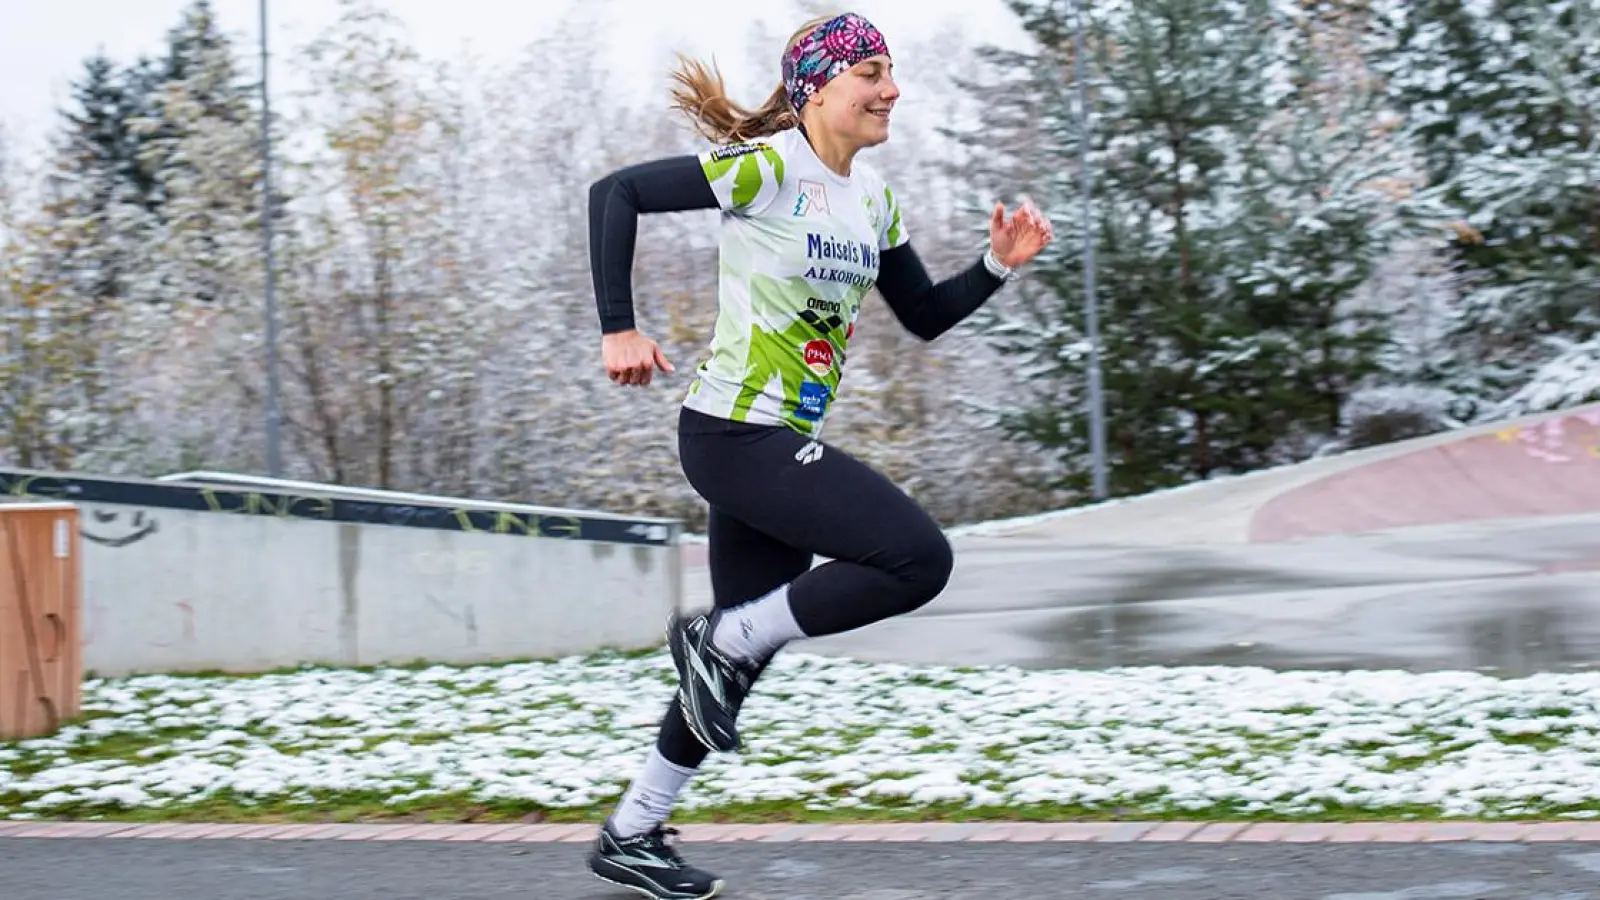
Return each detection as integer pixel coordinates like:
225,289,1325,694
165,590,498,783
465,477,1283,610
1072,0,1108,500
260,0,283,476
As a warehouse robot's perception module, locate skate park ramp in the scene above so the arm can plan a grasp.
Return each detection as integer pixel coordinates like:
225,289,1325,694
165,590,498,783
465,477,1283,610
686,402,1600,675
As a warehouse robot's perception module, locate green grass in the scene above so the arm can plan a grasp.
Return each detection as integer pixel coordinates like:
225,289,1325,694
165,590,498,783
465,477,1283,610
4,794,1596,825
1495,733,1568,752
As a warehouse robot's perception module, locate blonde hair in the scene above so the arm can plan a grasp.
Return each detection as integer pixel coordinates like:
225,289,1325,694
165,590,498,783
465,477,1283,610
668,15,834,144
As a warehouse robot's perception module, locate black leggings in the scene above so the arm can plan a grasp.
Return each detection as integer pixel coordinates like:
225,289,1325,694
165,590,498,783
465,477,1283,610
653,406,955,769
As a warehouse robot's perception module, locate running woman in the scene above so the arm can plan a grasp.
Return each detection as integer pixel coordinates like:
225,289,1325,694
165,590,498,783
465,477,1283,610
584,11,1053,899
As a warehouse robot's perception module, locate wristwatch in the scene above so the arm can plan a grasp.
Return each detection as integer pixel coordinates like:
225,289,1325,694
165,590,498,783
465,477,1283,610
983,247,1018,282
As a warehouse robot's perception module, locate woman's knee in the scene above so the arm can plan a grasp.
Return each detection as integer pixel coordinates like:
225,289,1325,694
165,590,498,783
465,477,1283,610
892,528,954,612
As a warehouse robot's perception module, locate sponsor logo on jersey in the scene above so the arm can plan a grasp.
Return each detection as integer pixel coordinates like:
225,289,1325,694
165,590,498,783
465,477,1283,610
802,339,834,375
804,233,879,287
806,296,842,314
806,233,879,271
804,267,875,287
807,233,862,264
793,179,830,217
796,380,830,422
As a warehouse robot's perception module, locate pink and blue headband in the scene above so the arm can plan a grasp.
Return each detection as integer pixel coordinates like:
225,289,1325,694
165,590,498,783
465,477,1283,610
782,12,891,112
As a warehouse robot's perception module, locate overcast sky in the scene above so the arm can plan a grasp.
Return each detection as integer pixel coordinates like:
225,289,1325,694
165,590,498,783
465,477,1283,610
0,0,1034,161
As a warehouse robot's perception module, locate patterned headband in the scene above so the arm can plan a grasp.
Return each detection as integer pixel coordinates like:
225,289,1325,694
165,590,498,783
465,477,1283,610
782,12,891,113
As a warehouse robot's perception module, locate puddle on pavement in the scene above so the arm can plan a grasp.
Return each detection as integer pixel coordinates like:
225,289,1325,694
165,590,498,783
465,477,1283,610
1025,579,1600,676
1077,553,1348,604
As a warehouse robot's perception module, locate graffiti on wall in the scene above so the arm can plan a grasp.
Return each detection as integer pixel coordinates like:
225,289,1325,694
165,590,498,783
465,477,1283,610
0,470,674,546
81,508,159,548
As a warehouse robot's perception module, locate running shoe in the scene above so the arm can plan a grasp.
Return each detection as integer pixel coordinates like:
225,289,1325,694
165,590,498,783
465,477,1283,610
588,819,724,900
667,610,756,753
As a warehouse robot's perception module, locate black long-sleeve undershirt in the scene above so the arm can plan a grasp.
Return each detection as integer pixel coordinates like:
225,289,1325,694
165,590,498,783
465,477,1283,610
588,157,720,334
874,241,1005,341
587,154,1006,340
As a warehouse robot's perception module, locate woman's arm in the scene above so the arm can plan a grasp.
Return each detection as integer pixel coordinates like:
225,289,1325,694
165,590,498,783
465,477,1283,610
873,242,1007,341
588,156,720,334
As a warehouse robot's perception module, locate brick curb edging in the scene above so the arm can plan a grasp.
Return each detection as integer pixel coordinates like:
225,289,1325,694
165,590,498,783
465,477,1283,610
5,821,1600,843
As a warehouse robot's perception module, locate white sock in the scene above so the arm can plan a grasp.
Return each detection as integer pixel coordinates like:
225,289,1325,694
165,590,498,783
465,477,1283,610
610,747,697,838
711,583,808,664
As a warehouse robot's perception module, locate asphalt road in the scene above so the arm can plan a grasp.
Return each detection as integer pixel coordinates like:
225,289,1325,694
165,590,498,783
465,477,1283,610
706,513,1600,675
7,837,1600,899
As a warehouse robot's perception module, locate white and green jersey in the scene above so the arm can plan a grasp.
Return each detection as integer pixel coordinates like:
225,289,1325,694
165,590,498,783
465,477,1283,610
683,126,909,437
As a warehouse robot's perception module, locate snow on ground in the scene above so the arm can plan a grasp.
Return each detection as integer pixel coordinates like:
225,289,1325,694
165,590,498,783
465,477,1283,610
4,651,1600,820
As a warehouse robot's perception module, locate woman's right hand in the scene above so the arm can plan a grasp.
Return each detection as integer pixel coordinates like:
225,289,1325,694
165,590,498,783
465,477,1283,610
602,329,675,386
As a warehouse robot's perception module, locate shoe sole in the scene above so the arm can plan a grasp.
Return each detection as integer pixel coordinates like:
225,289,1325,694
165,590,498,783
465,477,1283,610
666,614,738,753
591,863,725,900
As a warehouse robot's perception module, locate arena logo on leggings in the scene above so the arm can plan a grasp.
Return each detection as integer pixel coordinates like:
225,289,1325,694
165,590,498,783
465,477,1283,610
794,440,825,465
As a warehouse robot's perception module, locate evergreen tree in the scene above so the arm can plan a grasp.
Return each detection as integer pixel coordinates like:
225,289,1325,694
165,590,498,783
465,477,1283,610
952,0,1281,496
127,0,264,308
3,0,271,471
56,26,213,223
1220,0,1457,457
1368,0,1600,408
1496,334,1600,417
955,0,1445,499
55,52,145,305
116,57,167,211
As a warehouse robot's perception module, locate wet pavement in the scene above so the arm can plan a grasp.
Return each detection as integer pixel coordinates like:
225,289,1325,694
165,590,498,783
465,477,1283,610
9,837,1600,899
685,511,1600,676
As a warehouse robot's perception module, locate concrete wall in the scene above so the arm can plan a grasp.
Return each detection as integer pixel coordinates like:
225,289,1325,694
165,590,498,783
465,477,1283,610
0,467,684,677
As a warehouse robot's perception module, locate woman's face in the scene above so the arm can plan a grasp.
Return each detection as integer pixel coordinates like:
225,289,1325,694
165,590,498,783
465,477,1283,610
811,55,900,149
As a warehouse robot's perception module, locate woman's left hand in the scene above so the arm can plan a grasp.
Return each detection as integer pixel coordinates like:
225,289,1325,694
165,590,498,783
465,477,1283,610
989,197,1055,268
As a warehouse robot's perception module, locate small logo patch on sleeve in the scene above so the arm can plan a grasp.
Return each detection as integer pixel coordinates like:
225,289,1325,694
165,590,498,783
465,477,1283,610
709,142,766,161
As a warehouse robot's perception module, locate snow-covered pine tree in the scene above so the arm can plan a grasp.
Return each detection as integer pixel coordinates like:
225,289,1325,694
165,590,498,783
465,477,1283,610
87,0,277,474
1367,0,1600,411
54,53,148,307
955,0,1289,498
1495,334,1600,416
1220,0,1459,460
127,0,263,310
955,0,1441,499
114,57,168,214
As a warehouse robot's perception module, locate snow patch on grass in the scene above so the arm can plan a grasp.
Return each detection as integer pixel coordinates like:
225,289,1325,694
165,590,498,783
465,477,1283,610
4,652,1600,820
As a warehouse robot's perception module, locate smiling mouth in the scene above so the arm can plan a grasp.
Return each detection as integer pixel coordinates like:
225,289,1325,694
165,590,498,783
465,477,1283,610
868,108,892,120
